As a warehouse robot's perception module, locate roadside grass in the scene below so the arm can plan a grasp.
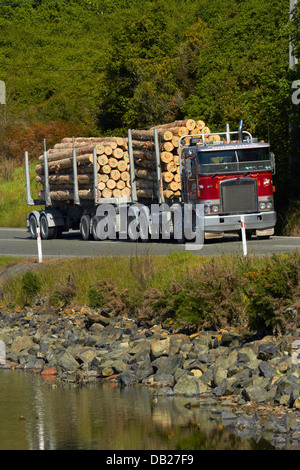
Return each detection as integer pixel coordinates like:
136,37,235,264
0,161,43,228
0,256,25,268
1,251,299,335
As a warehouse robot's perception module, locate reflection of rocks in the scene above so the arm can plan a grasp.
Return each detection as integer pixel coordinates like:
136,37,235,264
2,305,300,448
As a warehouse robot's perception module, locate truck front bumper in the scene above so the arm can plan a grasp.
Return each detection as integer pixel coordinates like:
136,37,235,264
204,211,276,233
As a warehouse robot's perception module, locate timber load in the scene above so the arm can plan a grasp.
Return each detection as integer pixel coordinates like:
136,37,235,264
35,119,214,203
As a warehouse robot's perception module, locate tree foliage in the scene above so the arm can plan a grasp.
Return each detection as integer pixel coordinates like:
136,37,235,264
0,0,297,205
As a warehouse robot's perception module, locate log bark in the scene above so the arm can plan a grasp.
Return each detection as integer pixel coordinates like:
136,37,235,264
134,159,156,170
136,189,155,199
133,150,155,161
39,145,97,162
35,154,98,175
131,140,155,150
39,189,94,201
136,180,158,189
135,169,156,181
36,174,98,186
151,119,196,131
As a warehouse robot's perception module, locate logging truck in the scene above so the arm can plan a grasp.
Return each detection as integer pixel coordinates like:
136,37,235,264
25,120,276,243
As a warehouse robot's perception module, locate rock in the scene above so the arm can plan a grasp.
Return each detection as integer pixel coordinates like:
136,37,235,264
153,386,174,397
211,364,228,388
10,335,34,354
258,342,280,361
173,375,209,396
276,356,292,374
155,355,182,380
150,338,171,358
41,367,57,377
56,351,80,372
191,369,203,377
242,384,274,403
102,366,115,377
117,370,136,387
259,361,276,379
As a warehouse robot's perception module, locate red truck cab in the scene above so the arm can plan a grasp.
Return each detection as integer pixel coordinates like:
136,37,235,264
180,122,276,239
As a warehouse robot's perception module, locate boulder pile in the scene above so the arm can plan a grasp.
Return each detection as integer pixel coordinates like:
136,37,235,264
1,304,300,448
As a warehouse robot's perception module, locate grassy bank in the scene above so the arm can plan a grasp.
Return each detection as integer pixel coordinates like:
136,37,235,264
0,161,43,228
0,251,299,336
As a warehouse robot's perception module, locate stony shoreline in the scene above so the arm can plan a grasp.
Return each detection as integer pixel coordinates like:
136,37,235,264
1,304,300,449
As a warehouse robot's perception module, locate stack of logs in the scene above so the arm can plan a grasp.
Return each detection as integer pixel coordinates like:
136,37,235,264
35,119,213,202
131,118,213,200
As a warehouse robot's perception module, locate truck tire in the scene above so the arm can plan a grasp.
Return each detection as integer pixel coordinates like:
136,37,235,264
29,214,38,239
127,213,149,242
40,214,56,240
80,215,91,240
91,216,101,241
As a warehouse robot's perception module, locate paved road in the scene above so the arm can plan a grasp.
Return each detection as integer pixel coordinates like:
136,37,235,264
0,227,299,259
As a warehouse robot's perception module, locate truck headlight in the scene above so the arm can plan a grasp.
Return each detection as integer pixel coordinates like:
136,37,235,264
211,205,220,213
259,202,266,210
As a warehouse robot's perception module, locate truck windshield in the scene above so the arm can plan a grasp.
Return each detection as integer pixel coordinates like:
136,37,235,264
196,147,271,174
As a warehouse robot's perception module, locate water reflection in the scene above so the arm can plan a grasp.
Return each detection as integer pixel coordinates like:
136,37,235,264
0,370,271,450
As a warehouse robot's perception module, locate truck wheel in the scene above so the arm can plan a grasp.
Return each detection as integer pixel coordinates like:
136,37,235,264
91,216,101,241
40,214,55,240
80,215,91,240
127,213,149,242
29,215,38,239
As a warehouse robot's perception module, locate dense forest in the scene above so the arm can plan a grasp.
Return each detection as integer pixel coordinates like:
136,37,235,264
0,0,299,224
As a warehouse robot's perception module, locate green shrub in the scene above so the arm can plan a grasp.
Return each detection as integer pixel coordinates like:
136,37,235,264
21,271,42,304
152,258,248,332
88,287,106,309
244,252,300,333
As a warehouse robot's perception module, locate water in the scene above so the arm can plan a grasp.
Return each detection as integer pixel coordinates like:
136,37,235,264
0,370,273,450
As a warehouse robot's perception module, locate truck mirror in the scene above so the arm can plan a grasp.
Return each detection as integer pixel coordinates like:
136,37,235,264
186,159,192,178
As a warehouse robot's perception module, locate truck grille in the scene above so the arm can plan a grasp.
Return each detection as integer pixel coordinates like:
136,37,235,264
220,178,258,214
